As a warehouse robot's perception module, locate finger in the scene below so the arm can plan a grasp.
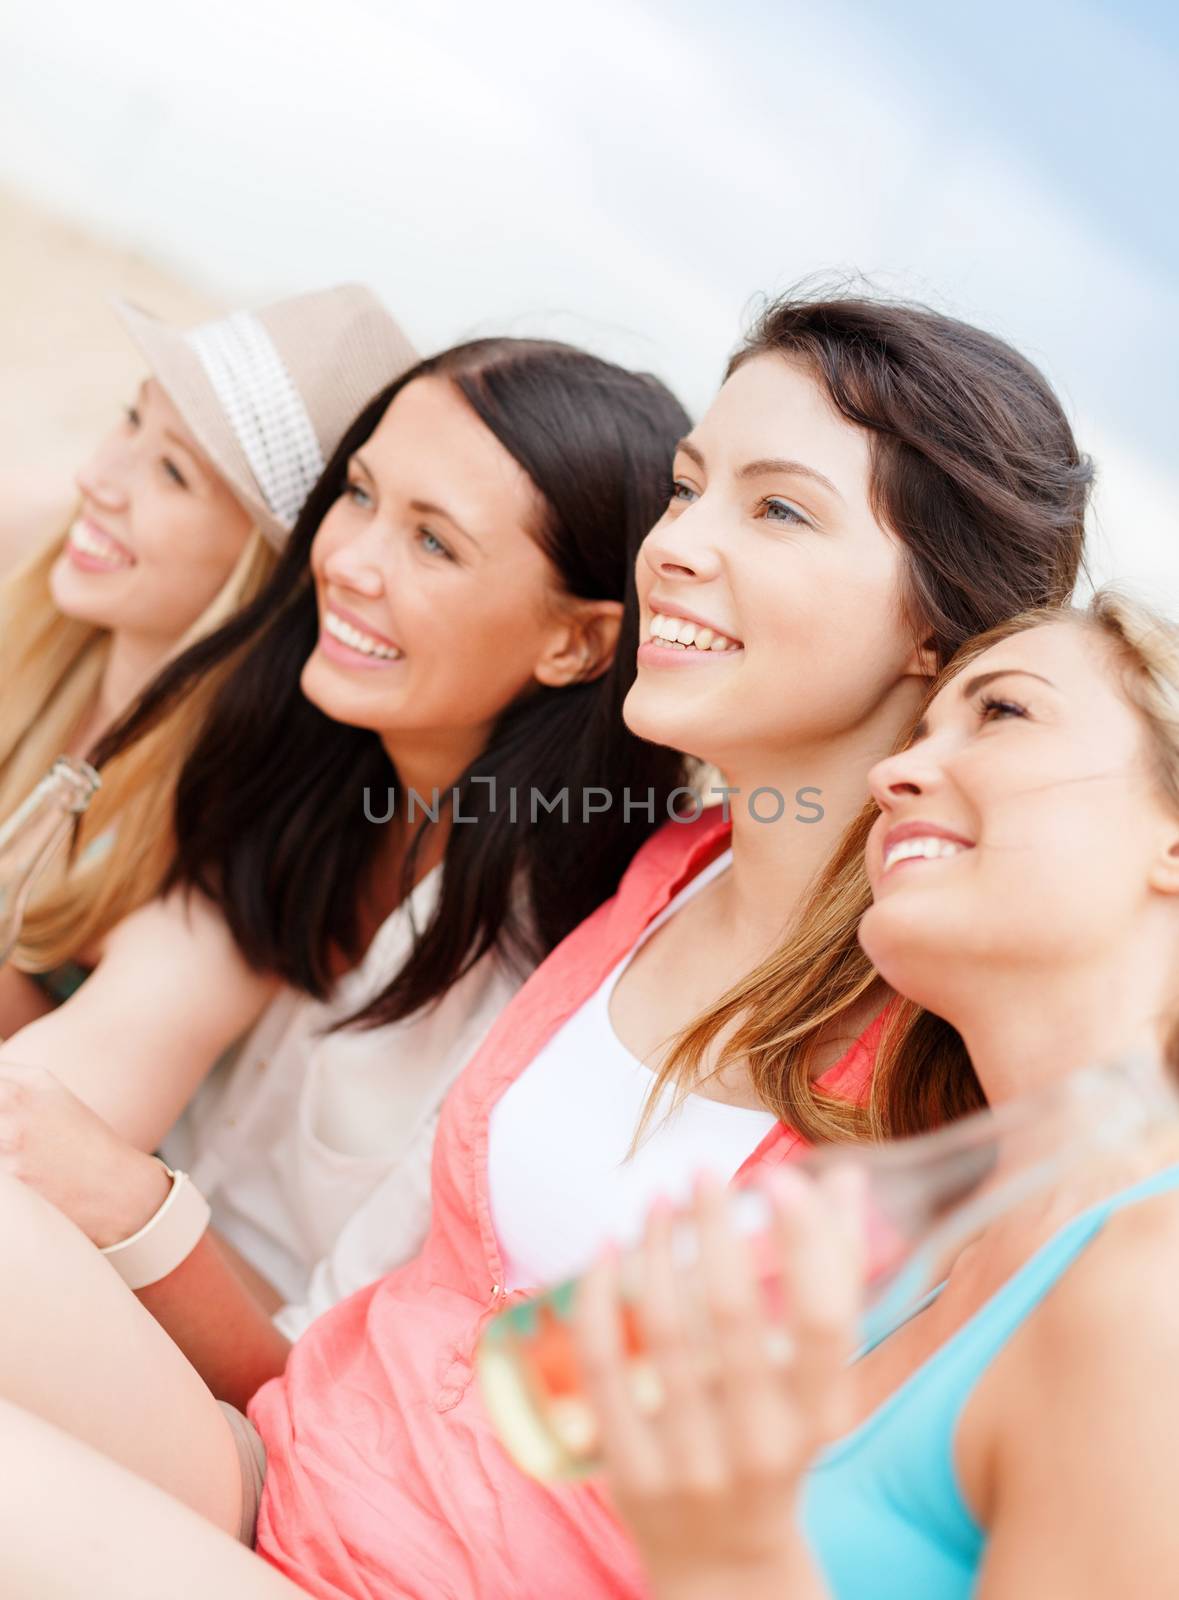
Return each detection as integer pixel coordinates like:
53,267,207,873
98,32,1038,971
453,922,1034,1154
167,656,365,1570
633,1191,727,1495
693,1172,798,1477
572,1247,664,1492
768,1168,860,1443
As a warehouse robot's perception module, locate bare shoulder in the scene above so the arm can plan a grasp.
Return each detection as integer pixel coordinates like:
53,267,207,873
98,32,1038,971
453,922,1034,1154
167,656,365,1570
1024,1178,1179,1392
970,1177,1179,1593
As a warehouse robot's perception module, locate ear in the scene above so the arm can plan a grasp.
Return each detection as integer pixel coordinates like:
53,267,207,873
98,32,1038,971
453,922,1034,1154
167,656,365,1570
901,631,940,682
1147,821,1179,898
533,599,625,688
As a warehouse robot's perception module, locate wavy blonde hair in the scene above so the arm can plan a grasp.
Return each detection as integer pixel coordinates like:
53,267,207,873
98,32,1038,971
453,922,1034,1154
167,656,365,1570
0,519,277,971
648,592,1179,1144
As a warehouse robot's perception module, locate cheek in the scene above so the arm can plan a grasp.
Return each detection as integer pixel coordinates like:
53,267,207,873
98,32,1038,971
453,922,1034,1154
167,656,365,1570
411,593,543,711
130,511,249,630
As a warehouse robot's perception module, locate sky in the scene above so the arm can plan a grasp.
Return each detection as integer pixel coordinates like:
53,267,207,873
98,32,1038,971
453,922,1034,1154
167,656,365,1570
2,0,1176,599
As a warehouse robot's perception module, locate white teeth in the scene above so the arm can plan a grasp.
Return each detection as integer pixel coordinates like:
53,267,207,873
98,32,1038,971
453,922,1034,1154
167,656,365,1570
647,612,741,652
324,610,402,660
68,522,134,567
883,836,968,872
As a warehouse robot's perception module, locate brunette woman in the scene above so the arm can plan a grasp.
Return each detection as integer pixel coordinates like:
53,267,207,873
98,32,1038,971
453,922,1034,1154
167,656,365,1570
0,337,691,1403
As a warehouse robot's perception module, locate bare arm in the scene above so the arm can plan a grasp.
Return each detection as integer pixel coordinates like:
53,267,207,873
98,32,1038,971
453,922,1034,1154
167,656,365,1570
976,1205,1179,1597
0,890,287,1403
0,1060,290,1407
0,889,280,1150
136,1229,293,1409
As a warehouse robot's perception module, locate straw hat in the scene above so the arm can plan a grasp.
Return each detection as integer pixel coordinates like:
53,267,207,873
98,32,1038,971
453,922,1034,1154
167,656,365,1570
114,285,418,546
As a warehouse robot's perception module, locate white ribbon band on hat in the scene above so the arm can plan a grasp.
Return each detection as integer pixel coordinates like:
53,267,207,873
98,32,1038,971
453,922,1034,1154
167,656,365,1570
185,310,325,530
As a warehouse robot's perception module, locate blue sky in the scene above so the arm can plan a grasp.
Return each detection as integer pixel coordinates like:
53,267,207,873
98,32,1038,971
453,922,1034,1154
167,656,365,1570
1,0,1176,596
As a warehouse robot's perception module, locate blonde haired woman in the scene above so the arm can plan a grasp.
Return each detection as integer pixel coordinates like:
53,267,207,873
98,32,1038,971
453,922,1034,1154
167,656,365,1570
0,286,416,1032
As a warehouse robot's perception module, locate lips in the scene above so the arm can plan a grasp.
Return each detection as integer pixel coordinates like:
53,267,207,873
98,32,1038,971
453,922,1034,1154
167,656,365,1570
879,819,975,875
319,600,405,668
66,517,136,571
645,595,743,652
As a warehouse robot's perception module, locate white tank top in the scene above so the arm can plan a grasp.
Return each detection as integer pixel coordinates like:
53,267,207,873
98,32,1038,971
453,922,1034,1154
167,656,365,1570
488,847,777,1291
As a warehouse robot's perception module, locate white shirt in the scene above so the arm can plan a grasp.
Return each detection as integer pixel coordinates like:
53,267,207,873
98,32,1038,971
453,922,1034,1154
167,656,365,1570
162,866,523,1339
488,848,777,1291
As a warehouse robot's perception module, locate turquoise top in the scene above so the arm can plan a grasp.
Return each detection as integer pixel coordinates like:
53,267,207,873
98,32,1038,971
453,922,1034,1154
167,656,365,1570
800,1161,1179,1598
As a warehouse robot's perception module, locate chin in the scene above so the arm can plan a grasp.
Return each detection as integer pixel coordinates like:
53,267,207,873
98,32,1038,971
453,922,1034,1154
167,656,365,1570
858,900,964,993
622,679,712,757
48,561,119,629
299,654,386,731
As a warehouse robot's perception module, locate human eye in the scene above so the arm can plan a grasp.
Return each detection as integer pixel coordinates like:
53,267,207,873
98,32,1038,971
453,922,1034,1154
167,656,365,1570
342,477,373,509
668,477,698,506
161,458,189,489
417,526,455,561
977,692,1029,723
761,496,811,527
124,405,141,429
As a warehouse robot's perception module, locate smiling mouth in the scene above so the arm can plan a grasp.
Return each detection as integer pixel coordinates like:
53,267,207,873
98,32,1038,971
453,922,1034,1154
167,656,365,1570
882,836,972,873
647,612,743,653
67,518,136,569
322,609,404,661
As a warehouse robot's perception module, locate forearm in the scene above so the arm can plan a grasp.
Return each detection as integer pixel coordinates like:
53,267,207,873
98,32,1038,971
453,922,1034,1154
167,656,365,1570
137,1231,292,1410
0,1104,290,1409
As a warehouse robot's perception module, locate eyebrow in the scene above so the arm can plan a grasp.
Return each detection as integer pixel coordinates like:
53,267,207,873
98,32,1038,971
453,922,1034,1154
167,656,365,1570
673,439,843,501
162,429,204,470
960,667,1057,699
349,456,482,552
911,668,1058,741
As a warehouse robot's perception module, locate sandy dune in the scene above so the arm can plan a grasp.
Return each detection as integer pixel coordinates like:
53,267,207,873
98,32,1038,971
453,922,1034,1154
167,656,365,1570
0,187,221,577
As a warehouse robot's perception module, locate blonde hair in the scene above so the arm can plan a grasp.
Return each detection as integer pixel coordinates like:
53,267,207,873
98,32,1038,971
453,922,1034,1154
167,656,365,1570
0,519,277,971
646,591,1179,1144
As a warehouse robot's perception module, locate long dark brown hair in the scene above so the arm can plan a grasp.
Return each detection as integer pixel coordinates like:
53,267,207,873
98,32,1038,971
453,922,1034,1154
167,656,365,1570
642,288,1094,1143
95,338,693,1025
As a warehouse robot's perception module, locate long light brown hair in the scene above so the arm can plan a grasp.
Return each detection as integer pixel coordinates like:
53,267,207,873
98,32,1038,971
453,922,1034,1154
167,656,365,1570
0,521,277,971
637,288,1095,1145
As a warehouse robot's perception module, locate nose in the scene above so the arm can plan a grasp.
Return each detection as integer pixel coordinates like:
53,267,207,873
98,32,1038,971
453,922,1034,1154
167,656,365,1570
75,432,132,511
868,737,947,812
638,497,724,584
318,514,386,600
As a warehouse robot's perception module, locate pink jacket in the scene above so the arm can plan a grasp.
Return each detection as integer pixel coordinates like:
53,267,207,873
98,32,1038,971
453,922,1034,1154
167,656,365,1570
249,811,883,1599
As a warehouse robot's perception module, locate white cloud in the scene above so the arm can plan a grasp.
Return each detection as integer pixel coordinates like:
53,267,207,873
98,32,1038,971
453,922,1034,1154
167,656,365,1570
1,0,1175,605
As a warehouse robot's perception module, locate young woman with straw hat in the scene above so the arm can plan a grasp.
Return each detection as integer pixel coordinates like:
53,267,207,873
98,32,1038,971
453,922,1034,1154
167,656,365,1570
0,285,417,1032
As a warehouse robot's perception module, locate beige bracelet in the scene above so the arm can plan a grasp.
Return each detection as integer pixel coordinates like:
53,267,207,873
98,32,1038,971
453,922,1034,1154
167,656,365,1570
100,1161,211,1291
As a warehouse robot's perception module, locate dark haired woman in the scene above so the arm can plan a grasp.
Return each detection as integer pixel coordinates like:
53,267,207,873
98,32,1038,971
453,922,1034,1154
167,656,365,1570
0,337,692,1403
0,292,1092,1594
